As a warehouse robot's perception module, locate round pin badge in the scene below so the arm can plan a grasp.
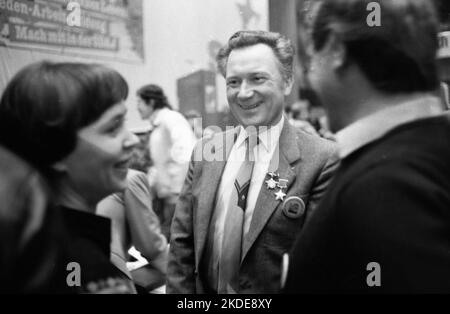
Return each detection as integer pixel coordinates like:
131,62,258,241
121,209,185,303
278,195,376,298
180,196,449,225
282,196,305,219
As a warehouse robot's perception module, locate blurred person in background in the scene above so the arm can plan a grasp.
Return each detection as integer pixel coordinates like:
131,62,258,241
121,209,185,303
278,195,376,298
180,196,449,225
127,124,153,173
285,100,320,137
97,168,169,294
97,126,168,293
136,84,196,241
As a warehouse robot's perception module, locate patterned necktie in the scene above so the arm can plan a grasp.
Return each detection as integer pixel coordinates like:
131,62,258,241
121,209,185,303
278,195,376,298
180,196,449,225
218,135,257,293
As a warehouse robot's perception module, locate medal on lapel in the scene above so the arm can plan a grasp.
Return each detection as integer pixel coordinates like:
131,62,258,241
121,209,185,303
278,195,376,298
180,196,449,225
274,189,286,201
265,172,288,201
265,172,279,190
275,178,288,201
277,179,288,189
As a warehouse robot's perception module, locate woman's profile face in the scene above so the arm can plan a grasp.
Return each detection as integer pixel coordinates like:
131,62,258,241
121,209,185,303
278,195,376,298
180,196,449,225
62,101,139,203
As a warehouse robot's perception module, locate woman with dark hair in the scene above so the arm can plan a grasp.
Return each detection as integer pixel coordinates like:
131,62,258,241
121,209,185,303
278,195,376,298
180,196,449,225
0,61,139,293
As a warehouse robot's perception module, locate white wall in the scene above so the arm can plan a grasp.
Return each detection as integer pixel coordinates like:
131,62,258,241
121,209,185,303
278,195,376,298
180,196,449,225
141,0,268,125
0,0,268,129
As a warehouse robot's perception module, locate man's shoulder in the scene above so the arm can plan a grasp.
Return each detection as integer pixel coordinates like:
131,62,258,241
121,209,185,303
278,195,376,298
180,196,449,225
298,129,336,152
347,114,450,169
339,123,450,191
160,108,188,123
287,123,338,159
156,108,189,128
336,152,450,212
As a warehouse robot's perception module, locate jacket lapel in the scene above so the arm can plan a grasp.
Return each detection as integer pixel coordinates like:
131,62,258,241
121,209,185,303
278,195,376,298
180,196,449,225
242,119,302,261
195,128,239,268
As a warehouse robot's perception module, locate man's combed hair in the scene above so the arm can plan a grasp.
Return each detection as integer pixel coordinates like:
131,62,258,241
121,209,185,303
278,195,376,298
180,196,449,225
216,30,295,82
311,0,439,93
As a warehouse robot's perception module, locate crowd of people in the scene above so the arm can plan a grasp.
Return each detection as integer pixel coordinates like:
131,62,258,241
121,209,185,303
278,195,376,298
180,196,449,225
0,0,450,294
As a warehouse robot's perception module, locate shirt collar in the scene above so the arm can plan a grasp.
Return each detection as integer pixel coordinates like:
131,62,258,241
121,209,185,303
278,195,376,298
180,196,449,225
335,94,443,159
235,115,284,152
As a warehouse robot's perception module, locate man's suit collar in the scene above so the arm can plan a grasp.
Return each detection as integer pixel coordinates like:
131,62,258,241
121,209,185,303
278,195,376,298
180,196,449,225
335,94,443,159
195,118,304,269
194,127,237,270
278,116,303,165
241,118,302,261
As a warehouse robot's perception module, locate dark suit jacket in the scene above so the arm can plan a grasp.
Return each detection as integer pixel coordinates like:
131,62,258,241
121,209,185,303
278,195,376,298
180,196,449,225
284,115,450,293
166,118,338,293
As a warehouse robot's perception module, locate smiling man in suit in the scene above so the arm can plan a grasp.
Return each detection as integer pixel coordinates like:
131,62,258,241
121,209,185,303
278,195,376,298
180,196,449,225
166,30,338,294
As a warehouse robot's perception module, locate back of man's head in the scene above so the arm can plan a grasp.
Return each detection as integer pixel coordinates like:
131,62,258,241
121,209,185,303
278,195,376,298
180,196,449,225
310,0,439,94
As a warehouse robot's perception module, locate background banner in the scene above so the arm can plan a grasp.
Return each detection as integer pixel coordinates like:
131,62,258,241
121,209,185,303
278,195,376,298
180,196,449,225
0,0,144,62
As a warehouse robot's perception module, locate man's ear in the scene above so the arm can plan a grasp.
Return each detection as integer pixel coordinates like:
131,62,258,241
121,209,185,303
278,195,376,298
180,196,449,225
327,33,347,71
283,77,294,96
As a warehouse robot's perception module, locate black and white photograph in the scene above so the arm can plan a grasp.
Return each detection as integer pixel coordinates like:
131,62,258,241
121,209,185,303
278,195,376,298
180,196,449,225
0,0,450,301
